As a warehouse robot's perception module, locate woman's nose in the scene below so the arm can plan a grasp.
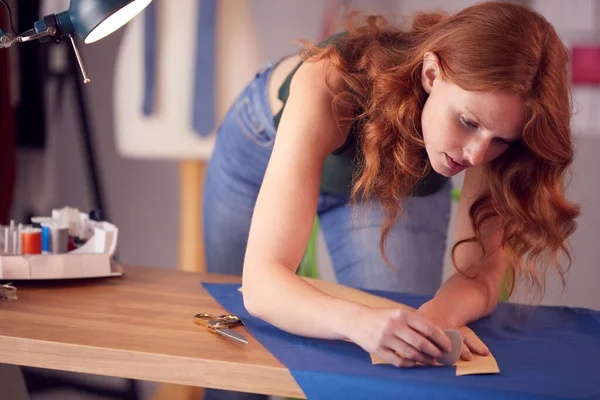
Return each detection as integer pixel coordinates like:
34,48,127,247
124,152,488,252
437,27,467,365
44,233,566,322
465,136,491,167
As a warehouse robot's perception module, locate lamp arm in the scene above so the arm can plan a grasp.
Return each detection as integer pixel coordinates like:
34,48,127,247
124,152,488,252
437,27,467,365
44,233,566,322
0,27,57,48
1,0,151,82
18,27,58,43
0,16,90,84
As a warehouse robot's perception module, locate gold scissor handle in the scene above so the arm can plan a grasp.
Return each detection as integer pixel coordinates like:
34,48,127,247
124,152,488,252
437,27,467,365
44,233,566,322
193,313,242,328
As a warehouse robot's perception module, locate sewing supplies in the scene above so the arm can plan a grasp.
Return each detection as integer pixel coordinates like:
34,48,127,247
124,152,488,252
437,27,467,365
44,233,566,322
0,207,106,257
0,283,17,301
0,206,120,282
193,313,249,344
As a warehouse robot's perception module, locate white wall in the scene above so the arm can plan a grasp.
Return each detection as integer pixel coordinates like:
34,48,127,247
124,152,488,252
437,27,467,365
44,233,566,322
12,0,600,310
522,0,600,308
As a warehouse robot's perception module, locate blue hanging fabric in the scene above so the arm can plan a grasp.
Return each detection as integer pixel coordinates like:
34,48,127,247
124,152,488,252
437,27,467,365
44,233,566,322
192,0,217,137
142,0,157,116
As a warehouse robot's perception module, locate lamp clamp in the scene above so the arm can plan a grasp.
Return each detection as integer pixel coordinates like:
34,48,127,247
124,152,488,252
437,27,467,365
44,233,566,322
0,13,90,83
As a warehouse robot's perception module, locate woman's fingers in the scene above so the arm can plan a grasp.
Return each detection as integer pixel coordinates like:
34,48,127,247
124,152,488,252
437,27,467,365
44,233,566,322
405,312,453,353
385,335,437,366
463,329,490,356
378,347,417,368
393,327,443,360
460,341,473,361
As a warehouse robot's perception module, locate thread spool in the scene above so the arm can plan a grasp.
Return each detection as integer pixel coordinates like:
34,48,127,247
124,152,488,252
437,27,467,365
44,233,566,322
50,223,69,254
0,226,6,254
21,227,42,255
41,224,51,253
11,230,18,254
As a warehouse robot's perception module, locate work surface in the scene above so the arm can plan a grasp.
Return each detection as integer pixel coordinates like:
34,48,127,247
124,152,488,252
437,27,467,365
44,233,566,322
2,265,600,400
0,265,304,398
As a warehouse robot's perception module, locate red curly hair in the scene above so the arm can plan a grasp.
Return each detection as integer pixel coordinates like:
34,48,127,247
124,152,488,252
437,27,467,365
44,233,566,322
299,1,580,299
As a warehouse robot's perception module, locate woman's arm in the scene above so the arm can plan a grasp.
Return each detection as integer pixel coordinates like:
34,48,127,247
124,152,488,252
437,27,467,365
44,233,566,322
242,59,452,367
416,165,505,356
242,58,356,338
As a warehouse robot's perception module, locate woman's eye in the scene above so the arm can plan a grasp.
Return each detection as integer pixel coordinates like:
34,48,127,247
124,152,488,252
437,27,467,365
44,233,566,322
459,115,477,129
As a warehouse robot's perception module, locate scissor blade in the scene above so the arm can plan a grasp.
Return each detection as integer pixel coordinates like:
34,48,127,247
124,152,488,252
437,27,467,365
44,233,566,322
215,328,249,344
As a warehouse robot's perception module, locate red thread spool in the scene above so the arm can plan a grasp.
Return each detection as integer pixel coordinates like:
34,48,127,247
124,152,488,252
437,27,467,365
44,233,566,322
21,227,42,254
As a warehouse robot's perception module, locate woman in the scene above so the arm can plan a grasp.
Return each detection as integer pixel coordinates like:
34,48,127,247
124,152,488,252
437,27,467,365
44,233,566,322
203,0,579,373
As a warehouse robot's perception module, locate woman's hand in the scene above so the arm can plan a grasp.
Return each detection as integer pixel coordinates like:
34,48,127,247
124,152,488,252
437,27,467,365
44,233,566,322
458,326,490,360
415,302,490,361
345,307,453,368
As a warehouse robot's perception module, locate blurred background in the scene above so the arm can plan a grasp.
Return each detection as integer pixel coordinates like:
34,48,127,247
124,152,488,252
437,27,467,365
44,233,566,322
0,0,599,399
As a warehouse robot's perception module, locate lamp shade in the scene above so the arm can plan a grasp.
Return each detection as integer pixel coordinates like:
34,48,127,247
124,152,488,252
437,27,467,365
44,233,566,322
67,0,152,43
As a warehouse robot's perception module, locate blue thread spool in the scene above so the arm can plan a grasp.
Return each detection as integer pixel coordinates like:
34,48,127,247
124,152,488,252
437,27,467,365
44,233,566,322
41,224,51,254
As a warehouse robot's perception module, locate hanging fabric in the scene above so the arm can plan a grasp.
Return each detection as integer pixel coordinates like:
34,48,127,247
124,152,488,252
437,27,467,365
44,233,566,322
142,0,157,116
142,0,217,137
191,0,217,137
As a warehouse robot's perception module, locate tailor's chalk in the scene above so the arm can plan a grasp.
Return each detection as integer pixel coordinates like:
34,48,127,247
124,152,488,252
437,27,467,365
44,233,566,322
438,329,462,366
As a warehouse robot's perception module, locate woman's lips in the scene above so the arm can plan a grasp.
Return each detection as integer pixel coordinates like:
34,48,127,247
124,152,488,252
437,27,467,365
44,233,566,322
445,153,466,172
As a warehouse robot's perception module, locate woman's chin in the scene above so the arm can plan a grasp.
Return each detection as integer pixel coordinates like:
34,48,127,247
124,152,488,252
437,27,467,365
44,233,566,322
430,160,455,178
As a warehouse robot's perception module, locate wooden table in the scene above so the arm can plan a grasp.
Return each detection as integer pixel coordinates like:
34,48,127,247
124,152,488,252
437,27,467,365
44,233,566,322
0,265,305,398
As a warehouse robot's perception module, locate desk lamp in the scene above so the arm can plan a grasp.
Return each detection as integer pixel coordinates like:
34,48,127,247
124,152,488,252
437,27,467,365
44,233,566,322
0,0,152,83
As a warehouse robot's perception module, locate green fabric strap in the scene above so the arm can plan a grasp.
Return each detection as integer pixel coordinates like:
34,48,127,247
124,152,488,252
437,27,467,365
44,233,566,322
297,217,321,279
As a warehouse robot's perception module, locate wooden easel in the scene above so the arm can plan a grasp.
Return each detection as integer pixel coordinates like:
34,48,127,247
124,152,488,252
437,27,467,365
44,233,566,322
177,161,207,274
152,161,206,400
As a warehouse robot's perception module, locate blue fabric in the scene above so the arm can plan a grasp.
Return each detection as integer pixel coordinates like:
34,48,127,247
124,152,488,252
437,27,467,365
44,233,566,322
202,282,600,400
192,0,217,136
142,0,157,116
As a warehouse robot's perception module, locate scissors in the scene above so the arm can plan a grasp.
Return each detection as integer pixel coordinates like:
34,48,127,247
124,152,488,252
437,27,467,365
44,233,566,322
193,313,248,344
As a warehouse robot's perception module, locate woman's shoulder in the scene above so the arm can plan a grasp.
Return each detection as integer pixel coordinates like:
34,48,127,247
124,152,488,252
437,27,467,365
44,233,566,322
291,57,346,96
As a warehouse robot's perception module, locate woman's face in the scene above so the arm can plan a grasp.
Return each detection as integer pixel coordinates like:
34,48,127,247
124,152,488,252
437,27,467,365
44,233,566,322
420,53,526,177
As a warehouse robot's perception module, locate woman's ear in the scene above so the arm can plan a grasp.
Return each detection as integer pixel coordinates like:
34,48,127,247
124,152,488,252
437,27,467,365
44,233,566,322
421,51,441,94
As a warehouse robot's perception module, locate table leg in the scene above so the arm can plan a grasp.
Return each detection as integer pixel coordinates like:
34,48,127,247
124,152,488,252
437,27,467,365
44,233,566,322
153,382,205,400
